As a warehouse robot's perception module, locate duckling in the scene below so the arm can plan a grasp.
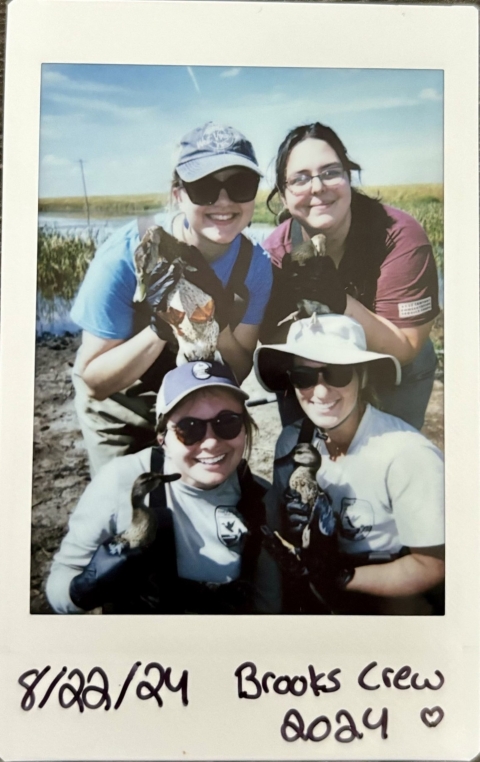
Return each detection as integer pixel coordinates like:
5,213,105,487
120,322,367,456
108,471,181,555
288,443,332,549
133,225,222,364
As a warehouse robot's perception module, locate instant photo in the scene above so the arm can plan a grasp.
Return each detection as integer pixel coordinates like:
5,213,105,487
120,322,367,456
0,1,478,759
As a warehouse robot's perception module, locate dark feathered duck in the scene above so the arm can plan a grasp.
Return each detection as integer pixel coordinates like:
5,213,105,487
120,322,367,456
133,225,222,364
108,471,180,555
279,233,331,325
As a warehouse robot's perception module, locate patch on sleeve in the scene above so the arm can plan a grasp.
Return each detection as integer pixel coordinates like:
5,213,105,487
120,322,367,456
398,297,432,319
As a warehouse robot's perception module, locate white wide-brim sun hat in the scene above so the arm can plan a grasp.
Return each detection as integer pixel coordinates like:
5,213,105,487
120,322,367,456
254,314,401,393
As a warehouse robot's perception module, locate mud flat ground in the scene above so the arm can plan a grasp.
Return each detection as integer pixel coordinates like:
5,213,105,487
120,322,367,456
31,327,444,614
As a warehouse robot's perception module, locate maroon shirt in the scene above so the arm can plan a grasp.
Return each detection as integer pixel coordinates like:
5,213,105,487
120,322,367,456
263,204,440,329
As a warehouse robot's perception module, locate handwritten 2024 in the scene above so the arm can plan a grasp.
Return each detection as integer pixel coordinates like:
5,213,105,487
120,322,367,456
234,661,445,743
18,660,445,743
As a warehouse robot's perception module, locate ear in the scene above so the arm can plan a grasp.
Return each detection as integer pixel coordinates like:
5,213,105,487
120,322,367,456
360,367,368,389
156,433,165,446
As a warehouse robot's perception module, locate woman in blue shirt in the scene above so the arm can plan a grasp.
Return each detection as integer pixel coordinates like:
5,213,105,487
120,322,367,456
71,122,272,475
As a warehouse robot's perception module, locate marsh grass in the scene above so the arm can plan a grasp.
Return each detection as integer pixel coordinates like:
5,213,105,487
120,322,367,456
37,227,97,303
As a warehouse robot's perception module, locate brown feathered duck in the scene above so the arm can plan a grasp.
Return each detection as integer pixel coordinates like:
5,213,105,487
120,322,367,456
133,225,222,364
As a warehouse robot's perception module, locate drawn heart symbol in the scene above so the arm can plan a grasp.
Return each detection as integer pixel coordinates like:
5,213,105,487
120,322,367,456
420,706,444,728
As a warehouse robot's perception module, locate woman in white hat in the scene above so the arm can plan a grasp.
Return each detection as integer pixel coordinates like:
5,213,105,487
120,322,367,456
46,361,279,615
255,313,444,615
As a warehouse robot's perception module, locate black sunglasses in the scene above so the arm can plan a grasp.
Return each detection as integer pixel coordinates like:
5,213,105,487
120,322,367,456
181,170,260,206
287,364,356,389
168,411,244,446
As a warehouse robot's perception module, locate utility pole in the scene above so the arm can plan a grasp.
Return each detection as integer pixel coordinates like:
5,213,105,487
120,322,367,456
78,159,91,229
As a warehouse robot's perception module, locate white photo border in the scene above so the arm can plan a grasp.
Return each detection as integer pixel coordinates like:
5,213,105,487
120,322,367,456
0,1,478,759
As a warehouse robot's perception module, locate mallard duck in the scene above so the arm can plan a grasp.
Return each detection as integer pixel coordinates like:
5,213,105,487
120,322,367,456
108,471,180,555
133,225,221,364
279,233,330,324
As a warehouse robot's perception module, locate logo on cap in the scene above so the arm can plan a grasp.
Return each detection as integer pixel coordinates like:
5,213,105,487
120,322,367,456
198,124,237,152
192,361,212,379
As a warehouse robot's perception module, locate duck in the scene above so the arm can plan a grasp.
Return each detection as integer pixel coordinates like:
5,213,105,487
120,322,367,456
133,225,222,364
108,471,180,555
279,233,331,324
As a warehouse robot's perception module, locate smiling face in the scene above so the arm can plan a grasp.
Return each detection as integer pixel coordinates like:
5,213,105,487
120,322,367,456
162,388,246,490
293,356,362,433
282,138,352,239
175,168,256,259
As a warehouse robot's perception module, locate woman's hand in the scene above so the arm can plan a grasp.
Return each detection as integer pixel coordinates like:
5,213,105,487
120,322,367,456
146,261,180,340
283,252,347,314
69,542,144,611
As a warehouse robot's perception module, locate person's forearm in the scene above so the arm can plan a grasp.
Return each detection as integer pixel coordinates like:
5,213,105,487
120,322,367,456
345,296,431,365
80,328,166,399
217,327,253,383
345,554,445,597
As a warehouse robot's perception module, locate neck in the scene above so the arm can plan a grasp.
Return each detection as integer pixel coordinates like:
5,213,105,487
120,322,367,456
176,214,229,263
301,208,351,268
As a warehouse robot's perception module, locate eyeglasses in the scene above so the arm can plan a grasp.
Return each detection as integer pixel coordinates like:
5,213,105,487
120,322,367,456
167,411,245,446
287,364,356,389
285,166,346,195
181,170,260,206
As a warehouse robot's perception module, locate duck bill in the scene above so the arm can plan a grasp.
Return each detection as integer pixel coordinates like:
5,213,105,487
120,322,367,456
133,280,147,303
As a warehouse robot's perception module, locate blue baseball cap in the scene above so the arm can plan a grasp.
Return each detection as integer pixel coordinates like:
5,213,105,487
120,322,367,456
175,122,262,182
156,361,249,418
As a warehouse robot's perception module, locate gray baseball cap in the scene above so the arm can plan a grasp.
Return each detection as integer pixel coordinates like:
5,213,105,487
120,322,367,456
156,361,249,418
175,122,262,182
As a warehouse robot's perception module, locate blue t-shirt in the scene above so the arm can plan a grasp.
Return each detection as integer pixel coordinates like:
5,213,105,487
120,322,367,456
71,213,273,340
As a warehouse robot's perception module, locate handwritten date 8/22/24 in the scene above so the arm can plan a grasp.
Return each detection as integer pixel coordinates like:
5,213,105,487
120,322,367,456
17,662,188,712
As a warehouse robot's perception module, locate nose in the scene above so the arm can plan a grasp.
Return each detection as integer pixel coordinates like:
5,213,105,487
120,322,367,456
310,175,325,192
215,188,232,204
311,378,331,399
201,422,221,444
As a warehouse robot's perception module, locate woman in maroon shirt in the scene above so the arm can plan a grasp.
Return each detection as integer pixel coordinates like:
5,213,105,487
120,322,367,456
260,122,440,429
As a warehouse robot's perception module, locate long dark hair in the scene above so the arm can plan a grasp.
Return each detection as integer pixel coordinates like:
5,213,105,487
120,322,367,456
266,122,362,216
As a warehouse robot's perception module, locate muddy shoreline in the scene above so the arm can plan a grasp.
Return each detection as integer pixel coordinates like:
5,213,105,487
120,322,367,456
31,332,444,614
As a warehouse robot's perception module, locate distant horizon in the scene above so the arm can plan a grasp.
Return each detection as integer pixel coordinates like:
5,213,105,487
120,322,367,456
38,181,444,203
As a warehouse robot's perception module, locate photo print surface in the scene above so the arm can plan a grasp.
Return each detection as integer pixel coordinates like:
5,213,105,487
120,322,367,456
33,63,445,617
0,2,478,760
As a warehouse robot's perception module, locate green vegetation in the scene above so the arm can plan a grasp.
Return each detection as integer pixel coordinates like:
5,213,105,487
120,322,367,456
39,193,169,217
38,227,97,302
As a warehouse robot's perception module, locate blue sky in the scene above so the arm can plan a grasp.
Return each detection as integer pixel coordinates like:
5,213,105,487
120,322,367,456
39,64,443,198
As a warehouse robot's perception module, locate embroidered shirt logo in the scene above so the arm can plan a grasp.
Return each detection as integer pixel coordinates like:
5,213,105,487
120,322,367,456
339,498,373,542
215,506,247,548
398,297,432,319
192,361,212,379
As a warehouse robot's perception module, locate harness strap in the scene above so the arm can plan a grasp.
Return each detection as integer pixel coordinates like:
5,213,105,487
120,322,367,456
227,235,253,303
149,446,178,583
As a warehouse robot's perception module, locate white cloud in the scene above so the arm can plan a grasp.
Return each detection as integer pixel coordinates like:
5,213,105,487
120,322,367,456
220,68,241,79
419,88,443,102
42,68,128,95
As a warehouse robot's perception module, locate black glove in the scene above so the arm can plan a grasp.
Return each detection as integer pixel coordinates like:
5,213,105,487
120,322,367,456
284,253,347,315
178,246,234,332
69,542,144,611
283,488,311,537
145,260,181,341
302,495,354,595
